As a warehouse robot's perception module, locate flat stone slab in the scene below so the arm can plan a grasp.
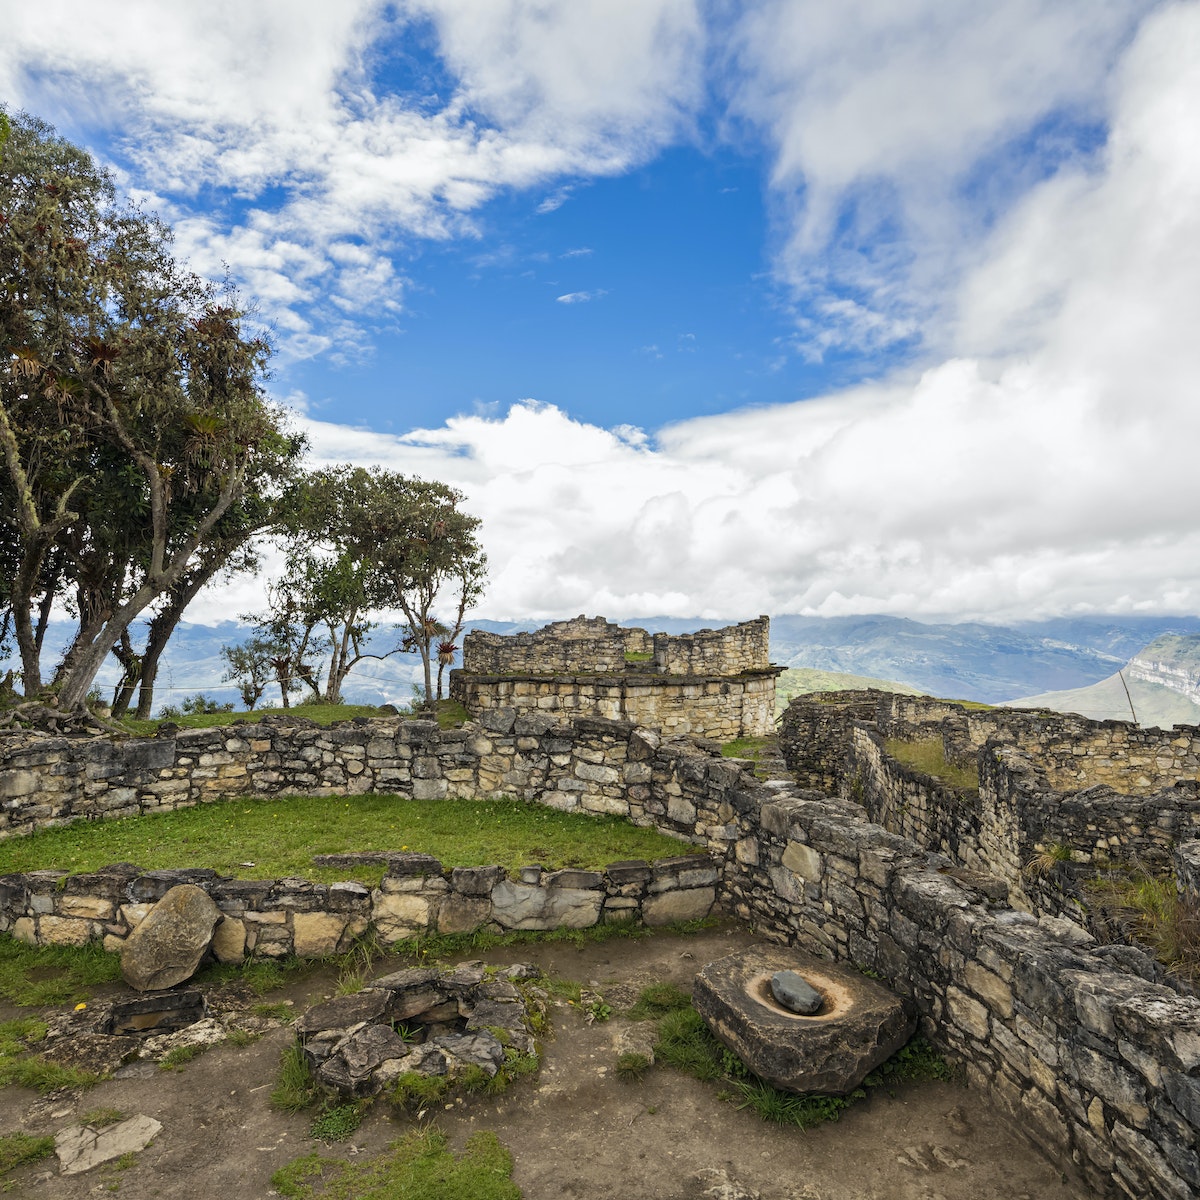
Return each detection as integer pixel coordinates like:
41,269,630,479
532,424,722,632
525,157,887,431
694,947,915,1096
56,1114,162,1175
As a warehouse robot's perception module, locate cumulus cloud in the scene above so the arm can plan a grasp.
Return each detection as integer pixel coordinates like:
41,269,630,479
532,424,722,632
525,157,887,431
188,3,1200,628
722,0,1153,356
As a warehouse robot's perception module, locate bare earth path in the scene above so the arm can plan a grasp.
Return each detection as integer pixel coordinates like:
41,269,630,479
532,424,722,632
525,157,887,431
0,924,1094,1198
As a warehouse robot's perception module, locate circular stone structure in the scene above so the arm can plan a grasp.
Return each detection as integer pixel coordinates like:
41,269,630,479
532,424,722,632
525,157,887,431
693,947,916,1096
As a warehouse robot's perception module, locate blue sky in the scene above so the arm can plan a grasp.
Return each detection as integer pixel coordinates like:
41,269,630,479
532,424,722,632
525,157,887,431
5,1,1200,625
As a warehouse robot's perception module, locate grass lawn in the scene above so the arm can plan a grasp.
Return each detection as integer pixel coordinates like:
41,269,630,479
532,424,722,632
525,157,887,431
0,794,701,885
883,737,979,791
117,699,470,737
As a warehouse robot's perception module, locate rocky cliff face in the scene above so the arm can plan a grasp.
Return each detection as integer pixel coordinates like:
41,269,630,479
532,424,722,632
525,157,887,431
1125,633,1200,703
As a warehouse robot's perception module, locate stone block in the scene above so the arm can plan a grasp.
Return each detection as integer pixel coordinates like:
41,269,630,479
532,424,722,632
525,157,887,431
437,894,491,934
372,892,434,940
490,879,602,930
57,895,116,920
211,916,247,963
39,915,95,946
782,840,821,882
293,912,349,958
642,887,715,926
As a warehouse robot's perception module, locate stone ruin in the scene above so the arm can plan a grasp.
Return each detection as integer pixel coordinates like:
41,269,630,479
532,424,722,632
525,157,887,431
450,615,784,740
295,961,543,1097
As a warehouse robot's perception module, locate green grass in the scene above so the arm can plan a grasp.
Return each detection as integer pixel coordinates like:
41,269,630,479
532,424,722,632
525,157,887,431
625,982,692,1021
653,1004,952,1129
193,955,311,995
309,1101,365,1143
0,1054,100,1093
1088,867,1199,983
159,1043,209,1071
624,651,653,663
0,938,121,1007
118,699,470,738
0,795,700,886
271,1129,520,1200
272,1043,321,1114
0,1132,56,1177
883,737,979,791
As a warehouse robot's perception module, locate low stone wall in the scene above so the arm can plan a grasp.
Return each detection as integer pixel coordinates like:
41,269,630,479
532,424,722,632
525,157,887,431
0,852,719,956
450,670,780,741
782,694,1200,915
882,693,1200,796
0,712,748,840
3,709,1199,1195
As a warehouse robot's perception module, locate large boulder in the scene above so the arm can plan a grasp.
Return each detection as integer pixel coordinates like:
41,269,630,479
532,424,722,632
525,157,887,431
693,947,915,1096
120,884,222,992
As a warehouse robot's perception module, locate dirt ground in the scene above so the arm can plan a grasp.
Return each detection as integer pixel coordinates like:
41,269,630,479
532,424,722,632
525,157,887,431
0,922,1096,1199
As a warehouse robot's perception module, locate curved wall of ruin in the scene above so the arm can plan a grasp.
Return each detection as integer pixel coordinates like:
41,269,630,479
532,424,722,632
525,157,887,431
2,707,1198,1197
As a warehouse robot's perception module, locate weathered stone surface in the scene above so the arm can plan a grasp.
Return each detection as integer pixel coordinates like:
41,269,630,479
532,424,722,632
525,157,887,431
694,947,915,1096
615,1019,658,1065
120,884,222,991
56,1114,162,1175
642,887,715,926
437,894,491,934
317,1023,411,1096
293,911,348,957
41,1031,139,1077
490,879,603,930
210,915,246,963
295,989,390,1036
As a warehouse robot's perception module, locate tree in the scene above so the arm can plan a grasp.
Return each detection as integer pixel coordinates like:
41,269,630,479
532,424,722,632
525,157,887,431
0,111,300,713
261,465,487,709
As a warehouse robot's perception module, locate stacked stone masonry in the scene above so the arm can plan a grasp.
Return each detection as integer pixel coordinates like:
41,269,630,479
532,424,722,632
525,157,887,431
2,701,1200,1196
451,616,782,740
780,692,1200,915
0,853,719,957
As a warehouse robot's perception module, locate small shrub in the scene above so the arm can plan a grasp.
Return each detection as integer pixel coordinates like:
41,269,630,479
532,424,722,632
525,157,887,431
386,1070,451,1112
616,1052,651,1082
308,1101,364,1142
227,1028,261,1048
1024,841,1074,877
80,1107,125,1128
271,1043,319,1113
0,1055,100,1093
158,1043,207,1071
626,982,691,1020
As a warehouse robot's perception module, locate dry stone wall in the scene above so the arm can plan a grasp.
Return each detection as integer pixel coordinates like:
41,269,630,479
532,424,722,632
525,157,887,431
0,852,719,956
781,693,1200,915
3,703,1200,1195
452,616,780,740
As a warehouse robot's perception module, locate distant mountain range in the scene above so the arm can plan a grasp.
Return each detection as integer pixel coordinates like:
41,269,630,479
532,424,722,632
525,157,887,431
8,612,1200,724
1007,633,1200,727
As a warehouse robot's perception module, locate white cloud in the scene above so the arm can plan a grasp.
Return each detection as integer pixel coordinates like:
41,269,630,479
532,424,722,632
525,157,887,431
723,0,1154,356
555,290,606,304
187,4,1200,628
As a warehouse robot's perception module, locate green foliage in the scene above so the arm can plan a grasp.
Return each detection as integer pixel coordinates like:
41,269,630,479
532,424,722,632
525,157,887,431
193,955,309,995
1024,841,1075,876
309,1101,365,1143
251,1002,297,1023
80,1107,125,1128
623,651,653,663
884,737,979,791
1088,866,1200,982
271,1129,520,1200
616,1052,651,1082
120,702,382,735
584,998,612,1023
0,793,699,885
158,1043,207,1071
157,693,235,720
386,1070,451,1112
0,936,120,1006
0,1017,47,1058
0,1132,55,1177
226,1028,261,1047
625,982,691,1020
0,1054,100,1093
0,111,302,712
272,1043,320,1113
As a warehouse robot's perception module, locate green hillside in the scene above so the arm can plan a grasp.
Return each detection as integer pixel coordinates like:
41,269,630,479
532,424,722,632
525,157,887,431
1005,670,1200,729
775,667,922,715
